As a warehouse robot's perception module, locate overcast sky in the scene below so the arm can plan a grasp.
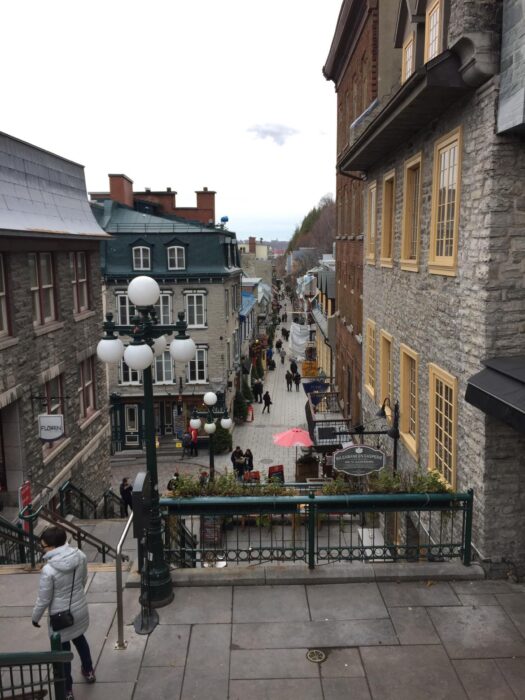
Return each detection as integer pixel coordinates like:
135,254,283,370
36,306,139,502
2,0,341,241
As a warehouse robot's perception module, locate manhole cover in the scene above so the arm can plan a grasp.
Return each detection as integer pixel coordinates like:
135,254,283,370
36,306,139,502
306,649,326,663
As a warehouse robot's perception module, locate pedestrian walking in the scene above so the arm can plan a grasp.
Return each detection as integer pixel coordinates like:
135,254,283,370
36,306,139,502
275,339,282,350
119,478,133,516
32,526,96,700
294,372,302,391
244,448,254,471
285,370,293,391
266,347,273,362
190,425,199,456
290,359,298,375
262,391,272,413
181,429,192,458
253,378,263,403
280,348,286,364
282,312,287,323
231,446,245,480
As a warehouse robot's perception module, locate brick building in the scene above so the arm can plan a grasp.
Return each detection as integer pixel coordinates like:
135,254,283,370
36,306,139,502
91,187,241,451
324,0,400,423
0,132,111,505
340,0,525,574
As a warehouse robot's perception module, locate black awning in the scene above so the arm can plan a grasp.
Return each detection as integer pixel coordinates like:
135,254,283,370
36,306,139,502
465,356,525,433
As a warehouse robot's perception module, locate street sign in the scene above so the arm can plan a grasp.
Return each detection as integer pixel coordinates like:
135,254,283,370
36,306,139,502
38,414,64,441
333,445,385,476
18,481,32,534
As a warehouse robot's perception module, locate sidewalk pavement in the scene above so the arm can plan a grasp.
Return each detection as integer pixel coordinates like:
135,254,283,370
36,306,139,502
2,566,525,699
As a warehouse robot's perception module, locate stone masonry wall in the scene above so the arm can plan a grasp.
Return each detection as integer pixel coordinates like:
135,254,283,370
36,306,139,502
362,74,525,571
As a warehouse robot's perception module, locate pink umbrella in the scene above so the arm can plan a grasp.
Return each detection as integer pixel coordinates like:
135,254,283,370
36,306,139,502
273,428,313,447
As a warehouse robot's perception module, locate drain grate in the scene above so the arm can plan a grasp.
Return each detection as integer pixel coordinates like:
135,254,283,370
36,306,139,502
306,649,327,664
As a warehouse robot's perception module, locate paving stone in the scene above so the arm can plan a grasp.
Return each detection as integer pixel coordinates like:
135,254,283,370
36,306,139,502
230,679,323,700
142,624,190,667
495,593,525,636
496,658,525,699
361,645,468,699
233,584,309,622
451,580,518,596
452,659,517,699
307,582,388,620
428,605,525,659
134,666,184,699
0,572,39,606
71,681,134,700
378,581,461,607
181,677,229,700
230,648,319,679
93,624,148,682
159,586,232,624
319,647,365,677
388,606,441,644
322,677,372,700
185,624,230,680
457,594,500,606
232,618,398,649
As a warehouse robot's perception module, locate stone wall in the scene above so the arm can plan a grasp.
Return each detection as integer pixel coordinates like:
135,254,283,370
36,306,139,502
498,0,525,132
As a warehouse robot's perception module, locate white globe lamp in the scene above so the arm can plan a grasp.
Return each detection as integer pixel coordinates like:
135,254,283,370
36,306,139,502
204,420,216,435
124,342,154,370
221,414,233,430
169,336,196,362
97,336,124,363
153,335,167,355
190,415,202,430
128,276,160,307
203,391,218,407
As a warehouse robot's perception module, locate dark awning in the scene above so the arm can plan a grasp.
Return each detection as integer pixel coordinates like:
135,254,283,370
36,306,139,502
465,356,525,433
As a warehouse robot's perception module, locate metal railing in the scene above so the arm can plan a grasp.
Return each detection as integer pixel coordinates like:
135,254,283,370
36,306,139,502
160,491,473,569
103,488,127,518
59,481,97,520
0,515,42,566
115,512,134,650
0,633,72,700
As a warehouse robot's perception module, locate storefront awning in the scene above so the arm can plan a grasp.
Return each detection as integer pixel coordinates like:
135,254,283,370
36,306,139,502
465,356,525,433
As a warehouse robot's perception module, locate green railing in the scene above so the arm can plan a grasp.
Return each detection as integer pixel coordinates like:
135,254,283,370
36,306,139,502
0,514,42,566
0,633,72,699
103,488,127,518
160,490,473,569
59,481,97,519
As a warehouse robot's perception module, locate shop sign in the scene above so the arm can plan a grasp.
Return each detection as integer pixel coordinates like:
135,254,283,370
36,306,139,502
333,445,385,476
38,414,64,441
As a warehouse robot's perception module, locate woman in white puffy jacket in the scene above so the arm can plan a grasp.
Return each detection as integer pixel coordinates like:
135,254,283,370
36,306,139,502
32,526,96,700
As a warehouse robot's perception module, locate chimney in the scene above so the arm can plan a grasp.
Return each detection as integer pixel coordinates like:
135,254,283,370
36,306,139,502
108,174,134,207
195,187,216,223
248,236,256,254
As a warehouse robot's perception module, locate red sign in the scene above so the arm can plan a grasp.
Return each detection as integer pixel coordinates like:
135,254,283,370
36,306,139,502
18,481,32,534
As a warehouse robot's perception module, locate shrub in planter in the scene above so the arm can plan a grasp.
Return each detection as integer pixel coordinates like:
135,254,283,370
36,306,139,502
213,422,232,453
255,354,264,378
233,390,248,421
242,376,254,403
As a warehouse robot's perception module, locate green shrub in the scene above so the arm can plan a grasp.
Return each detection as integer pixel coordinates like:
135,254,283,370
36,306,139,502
242,376,254,403
233,391,248,421
213,422,232,454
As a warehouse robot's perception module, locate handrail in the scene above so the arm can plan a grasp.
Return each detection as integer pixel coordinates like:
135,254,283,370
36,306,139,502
103,488,126,518
115,512,134,650
59,480,97,519
40,508,119,562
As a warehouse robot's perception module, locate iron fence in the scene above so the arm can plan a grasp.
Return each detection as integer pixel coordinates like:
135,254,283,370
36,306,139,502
160,490,473,569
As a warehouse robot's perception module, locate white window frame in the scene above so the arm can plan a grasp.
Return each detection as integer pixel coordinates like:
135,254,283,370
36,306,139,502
117,294,137,326
154,293,172,325
187,348,207,383
78,356,96,420
167,246,185,270
70,251,89,314
186,293,206,328
132,246,151,271
119,360,141,385
154,350,174,384
29,252,56,326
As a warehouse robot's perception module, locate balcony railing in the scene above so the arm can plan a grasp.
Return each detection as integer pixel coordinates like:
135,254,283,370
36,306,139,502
160,491,473,569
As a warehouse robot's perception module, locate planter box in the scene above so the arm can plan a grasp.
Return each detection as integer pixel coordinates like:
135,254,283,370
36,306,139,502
295,460,319,481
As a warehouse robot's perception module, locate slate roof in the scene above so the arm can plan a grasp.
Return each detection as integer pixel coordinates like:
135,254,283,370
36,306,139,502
0,132,109,239
94,200,240,278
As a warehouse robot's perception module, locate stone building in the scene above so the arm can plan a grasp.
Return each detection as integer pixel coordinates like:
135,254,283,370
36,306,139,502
340,0,525,574
324,0,400,423
92,195,241,451
0,132,111,505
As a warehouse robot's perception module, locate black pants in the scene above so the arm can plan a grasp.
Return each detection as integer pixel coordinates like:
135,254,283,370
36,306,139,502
262,404,271,413
62,635,93,692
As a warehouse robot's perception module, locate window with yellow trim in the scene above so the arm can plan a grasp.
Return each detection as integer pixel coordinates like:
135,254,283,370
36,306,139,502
381,172,395,265
366,182,377,263
425,0,443,62
401,153,422,271
428,364,457,488
365,319,376,399
380,330,393,418
429,128,461,275
400,344,419,458
402,34,415,82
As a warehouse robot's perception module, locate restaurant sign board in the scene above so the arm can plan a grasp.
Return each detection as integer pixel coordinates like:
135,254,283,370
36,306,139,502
333,445,385,476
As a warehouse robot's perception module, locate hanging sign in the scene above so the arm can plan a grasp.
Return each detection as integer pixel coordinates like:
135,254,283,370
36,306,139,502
18,481,32,533
333,445,385,476
38,414,64,441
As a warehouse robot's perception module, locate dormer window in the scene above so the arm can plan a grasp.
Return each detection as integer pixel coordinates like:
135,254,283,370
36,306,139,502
402,33,415,82
425,0,443,62
167,246,185,270
133,246,151,271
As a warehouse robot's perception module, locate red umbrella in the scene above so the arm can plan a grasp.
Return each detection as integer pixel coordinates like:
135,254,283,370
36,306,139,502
273,428,313,447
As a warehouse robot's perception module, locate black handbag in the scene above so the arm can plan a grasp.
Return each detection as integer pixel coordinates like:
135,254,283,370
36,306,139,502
50,568,76,632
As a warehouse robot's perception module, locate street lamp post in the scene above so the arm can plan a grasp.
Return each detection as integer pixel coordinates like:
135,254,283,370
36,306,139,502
97,275,196,608
190,391,232,481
